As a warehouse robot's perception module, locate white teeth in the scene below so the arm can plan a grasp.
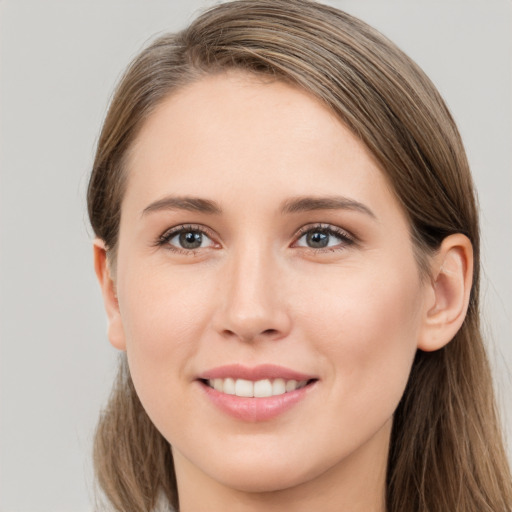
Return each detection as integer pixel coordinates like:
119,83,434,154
207,377,309,397
285,379,297,392
254,379,272,397
235,379,253,397
272,378,286,395
223,378,236,395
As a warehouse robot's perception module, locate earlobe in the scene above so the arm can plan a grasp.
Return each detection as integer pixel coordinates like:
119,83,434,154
93,239,127,351
417,234,473,352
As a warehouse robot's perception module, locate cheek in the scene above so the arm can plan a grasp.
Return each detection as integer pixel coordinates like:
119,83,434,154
301,260,423,417
117,262,217,407
120,260,216,342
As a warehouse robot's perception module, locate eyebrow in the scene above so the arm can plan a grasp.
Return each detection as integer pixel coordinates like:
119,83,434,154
280,196,376,218
142,196,223,217
141,194,375,219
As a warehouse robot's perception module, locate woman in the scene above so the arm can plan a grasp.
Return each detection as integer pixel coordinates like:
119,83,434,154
87,1,512,510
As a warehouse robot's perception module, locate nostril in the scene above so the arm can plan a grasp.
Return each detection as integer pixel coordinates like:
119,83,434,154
262,329,279,336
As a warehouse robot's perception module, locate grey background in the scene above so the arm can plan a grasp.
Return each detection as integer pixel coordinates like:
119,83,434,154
0,1,510,510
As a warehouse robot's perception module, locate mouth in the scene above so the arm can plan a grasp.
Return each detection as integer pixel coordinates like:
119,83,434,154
199,377,316,398
196,364,318,422
198,371,318,421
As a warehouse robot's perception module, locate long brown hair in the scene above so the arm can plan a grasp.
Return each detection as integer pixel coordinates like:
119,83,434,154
87,1,512,510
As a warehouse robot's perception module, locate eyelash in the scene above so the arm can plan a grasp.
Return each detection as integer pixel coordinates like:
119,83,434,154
155,224,218,256
293,223,355,252
155,223,355,255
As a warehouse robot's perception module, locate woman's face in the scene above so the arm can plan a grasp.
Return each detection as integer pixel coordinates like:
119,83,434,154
110,72,432,495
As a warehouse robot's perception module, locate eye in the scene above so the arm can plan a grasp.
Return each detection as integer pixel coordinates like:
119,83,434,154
157,225,217,253
294,224,354,251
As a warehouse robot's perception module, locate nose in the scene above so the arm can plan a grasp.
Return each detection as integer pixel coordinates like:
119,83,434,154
213,243,292,343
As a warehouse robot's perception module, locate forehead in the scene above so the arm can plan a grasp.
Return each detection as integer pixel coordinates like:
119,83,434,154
124,71,403,225
129,71,363,165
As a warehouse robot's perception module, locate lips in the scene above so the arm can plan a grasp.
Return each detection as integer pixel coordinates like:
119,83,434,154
196,364,318,422
199,363,315,382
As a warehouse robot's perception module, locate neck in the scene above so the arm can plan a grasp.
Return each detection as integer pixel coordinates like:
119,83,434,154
174,419,390,512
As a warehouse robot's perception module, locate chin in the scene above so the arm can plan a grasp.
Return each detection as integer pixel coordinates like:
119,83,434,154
214,465,311,494
196,447,329,494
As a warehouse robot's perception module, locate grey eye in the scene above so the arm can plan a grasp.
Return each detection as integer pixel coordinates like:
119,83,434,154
166,229,215,250
179,231,203,249
296,228,345,249
305,230,330,248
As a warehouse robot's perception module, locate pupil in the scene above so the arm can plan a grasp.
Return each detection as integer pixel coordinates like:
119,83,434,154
180,231,202,249
307,231,328,248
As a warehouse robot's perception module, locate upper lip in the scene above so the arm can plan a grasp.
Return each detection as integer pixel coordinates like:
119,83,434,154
198,364,317,382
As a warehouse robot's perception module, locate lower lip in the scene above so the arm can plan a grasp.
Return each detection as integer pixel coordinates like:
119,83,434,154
199,381,316,422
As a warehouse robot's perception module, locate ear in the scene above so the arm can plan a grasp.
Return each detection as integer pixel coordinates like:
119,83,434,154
93,239,126,351
417,234,473,352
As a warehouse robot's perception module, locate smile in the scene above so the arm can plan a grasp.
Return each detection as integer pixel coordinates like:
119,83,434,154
205,378,310,397
197,364,318,422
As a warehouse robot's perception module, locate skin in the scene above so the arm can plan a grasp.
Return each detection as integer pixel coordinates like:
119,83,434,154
95,71,473,512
